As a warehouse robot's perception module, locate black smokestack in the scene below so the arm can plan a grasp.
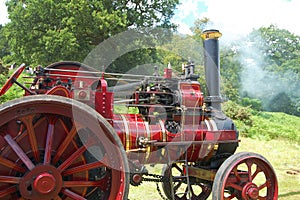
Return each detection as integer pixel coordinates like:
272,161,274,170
202,29,222,111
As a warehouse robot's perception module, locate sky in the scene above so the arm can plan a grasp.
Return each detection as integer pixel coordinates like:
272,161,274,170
172,0,300,41
1,0,300,40
0,0,8,25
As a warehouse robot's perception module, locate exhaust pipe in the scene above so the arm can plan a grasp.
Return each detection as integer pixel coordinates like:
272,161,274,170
201,30,222,111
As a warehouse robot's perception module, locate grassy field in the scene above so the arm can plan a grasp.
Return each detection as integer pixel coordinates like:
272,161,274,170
236,112,300,143
128,137,300,200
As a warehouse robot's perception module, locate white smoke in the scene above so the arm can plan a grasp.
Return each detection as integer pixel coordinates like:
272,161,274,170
238,37,300,111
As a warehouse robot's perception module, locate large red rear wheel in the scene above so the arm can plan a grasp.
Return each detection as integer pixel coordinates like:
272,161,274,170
0,95,129,200
212,152,278,200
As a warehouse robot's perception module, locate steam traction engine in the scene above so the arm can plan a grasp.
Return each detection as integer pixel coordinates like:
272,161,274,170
0,30,278,200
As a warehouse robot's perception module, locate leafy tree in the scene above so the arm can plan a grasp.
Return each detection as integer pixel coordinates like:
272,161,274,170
0,25,10,60
0,59,8,75
248,24,300,68
3,0,179,66
107,48,159,74
220,46,242,102
158,34,204,69
190,17,210,43
240,97,262,111
267,92,300,115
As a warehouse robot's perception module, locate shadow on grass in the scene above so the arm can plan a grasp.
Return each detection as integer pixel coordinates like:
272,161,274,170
279,191,300,198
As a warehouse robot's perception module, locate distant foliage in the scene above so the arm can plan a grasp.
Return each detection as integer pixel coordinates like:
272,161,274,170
240,97,262,111
267,92,300,116
223,101,253,126
0,73,6,86
0,59,8,75
220,47,242,102
0,25,10,60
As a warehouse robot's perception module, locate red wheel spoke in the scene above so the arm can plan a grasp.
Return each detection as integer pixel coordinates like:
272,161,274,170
233,167,241,182
64,173,110,191
246,160,253,181
13,117,46,144
44,116,57,165
62,156,108,176
0,175,21,184
4,134,35,170
64,180,107,187
61,188,87,200
0,156,26,173
252,165,262,180
85,188,98,197
258,181,268,190
0,186,18,198
226,182,243,191
20,115,40,163
58,138,96,172
53,125,77,164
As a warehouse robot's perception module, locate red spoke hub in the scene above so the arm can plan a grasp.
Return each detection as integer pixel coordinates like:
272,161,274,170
33,173,56,194
19,165,63,200
242,182,259,200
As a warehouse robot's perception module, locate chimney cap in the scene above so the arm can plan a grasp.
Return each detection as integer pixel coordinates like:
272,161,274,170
201,29,222,40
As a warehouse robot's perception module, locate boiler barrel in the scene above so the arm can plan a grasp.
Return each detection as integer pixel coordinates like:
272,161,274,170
113,114,221,164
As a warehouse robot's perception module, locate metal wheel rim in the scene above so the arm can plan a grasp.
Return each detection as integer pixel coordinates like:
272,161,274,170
213,152,278,200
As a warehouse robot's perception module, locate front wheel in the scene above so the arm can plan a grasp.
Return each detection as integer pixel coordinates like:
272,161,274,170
212,152,278,200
